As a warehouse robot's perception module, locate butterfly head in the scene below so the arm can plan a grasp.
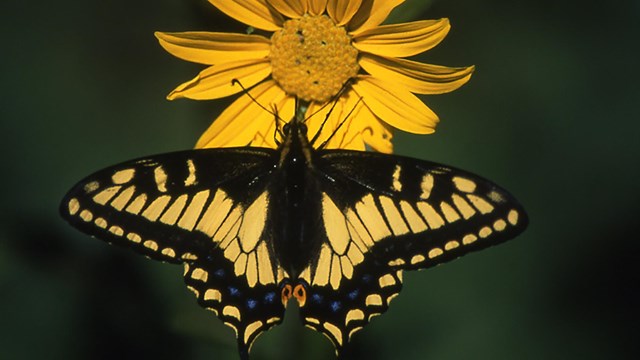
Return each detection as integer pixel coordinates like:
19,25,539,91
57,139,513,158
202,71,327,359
282,119,308,139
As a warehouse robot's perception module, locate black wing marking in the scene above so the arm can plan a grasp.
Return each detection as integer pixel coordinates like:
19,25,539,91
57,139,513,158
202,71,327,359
60,148,288,358
296,149,528,354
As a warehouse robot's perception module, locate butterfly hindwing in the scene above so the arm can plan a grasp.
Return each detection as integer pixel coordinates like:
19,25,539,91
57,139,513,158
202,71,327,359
298,260,404,353
184,250,286,359
60,148,288,357
295,149,527,354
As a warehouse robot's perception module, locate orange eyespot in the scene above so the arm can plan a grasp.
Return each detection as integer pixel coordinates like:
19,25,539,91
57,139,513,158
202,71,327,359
281,284,293,306
293,284,307,307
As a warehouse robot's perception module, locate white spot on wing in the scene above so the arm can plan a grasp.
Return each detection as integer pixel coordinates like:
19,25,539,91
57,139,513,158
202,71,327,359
508,210,519,225
184,159,197,186
79,209,93,222
419,174,434,199
488,190,505,203
68,198,80,215
392,165,402,192
452,176,476,193
83,181,99,194
112,168,135,185
154,166,168,192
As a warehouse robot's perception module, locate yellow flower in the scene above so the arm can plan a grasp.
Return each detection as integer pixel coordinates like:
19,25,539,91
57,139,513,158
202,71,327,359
156,0,474,153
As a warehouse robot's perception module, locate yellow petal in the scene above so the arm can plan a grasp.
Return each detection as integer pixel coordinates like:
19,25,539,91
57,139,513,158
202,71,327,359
308,108,366,151
305,100,346,147
306,0,328,16
267,0,306,18
352,76,438,134
196,81,295,148
353,19,450,58
326,0,362,26
349,0,405,35
208,0,284,31
304,91,393,152
360,54,475,94
305,93,367,151
167,59,271,100
358,106,394,153
155,31,270,65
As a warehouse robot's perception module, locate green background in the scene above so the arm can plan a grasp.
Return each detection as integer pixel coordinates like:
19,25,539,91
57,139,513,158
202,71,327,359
1,0,638,359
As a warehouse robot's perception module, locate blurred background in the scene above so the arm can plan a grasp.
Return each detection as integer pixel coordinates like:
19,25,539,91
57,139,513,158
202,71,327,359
1,0,638,359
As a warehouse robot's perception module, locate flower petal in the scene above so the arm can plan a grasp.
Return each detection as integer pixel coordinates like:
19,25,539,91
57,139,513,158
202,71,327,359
306,96,367,151
167,58,271,100
305,99,347,146
348,0,405,35
358,106,394,153
360,54,475,94
353,19,450,58
155,31,270,65
305,95,393,152
306,0,328,16
352,76,438,134
208,0,284,31
267,0,306,18
327,0,362,26
196,81,295,148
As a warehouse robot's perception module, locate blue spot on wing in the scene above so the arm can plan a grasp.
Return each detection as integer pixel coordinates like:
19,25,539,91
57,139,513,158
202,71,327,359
247,298,258,310
311,293,324,304
330,301,341,312
264,292,276,304
348,289,359,300
228,286,240,296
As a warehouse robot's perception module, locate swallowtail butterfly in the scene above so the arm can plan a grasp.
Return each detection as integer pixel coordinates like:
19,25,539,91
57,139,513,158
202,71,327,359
61,111,527,359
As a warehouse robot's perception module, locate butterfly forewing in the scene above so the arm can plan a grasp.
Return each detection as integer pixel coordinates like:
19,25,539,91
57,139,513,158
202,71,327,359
294,150,528,352
60,148,289,356
316,150,527,270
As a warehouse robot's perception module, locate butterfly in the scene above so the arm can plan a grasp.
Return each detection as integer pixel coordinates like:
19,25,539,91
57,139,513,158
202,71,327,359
60,111,527,359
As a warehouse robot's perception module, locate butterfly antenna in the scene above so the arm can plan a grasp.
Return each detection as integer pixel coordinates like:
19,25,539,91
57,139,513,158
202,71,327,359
308,80,353,147
270,104,285,146
231,79,285,145
317,96,363,150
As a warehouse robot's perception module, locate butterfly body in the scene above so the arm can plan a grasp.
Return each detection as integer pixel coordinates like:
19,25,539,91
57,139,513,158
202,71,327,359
270,122,326,276
61,117,527,359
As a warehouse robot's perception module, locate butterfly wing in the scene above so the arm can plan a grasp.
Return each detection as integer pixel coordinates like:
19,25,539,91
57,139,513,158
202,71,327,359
60,148,288,358
297,150,528,354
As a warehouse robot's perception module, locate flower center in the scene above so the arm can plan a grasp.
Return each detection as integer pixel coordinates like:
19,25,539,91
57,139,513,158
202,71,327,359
270,15,359,103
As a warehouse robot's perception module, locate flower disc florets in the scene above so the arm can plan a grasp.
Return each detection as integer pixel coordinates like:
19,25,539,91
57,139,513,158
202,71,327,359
270,15,359,103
